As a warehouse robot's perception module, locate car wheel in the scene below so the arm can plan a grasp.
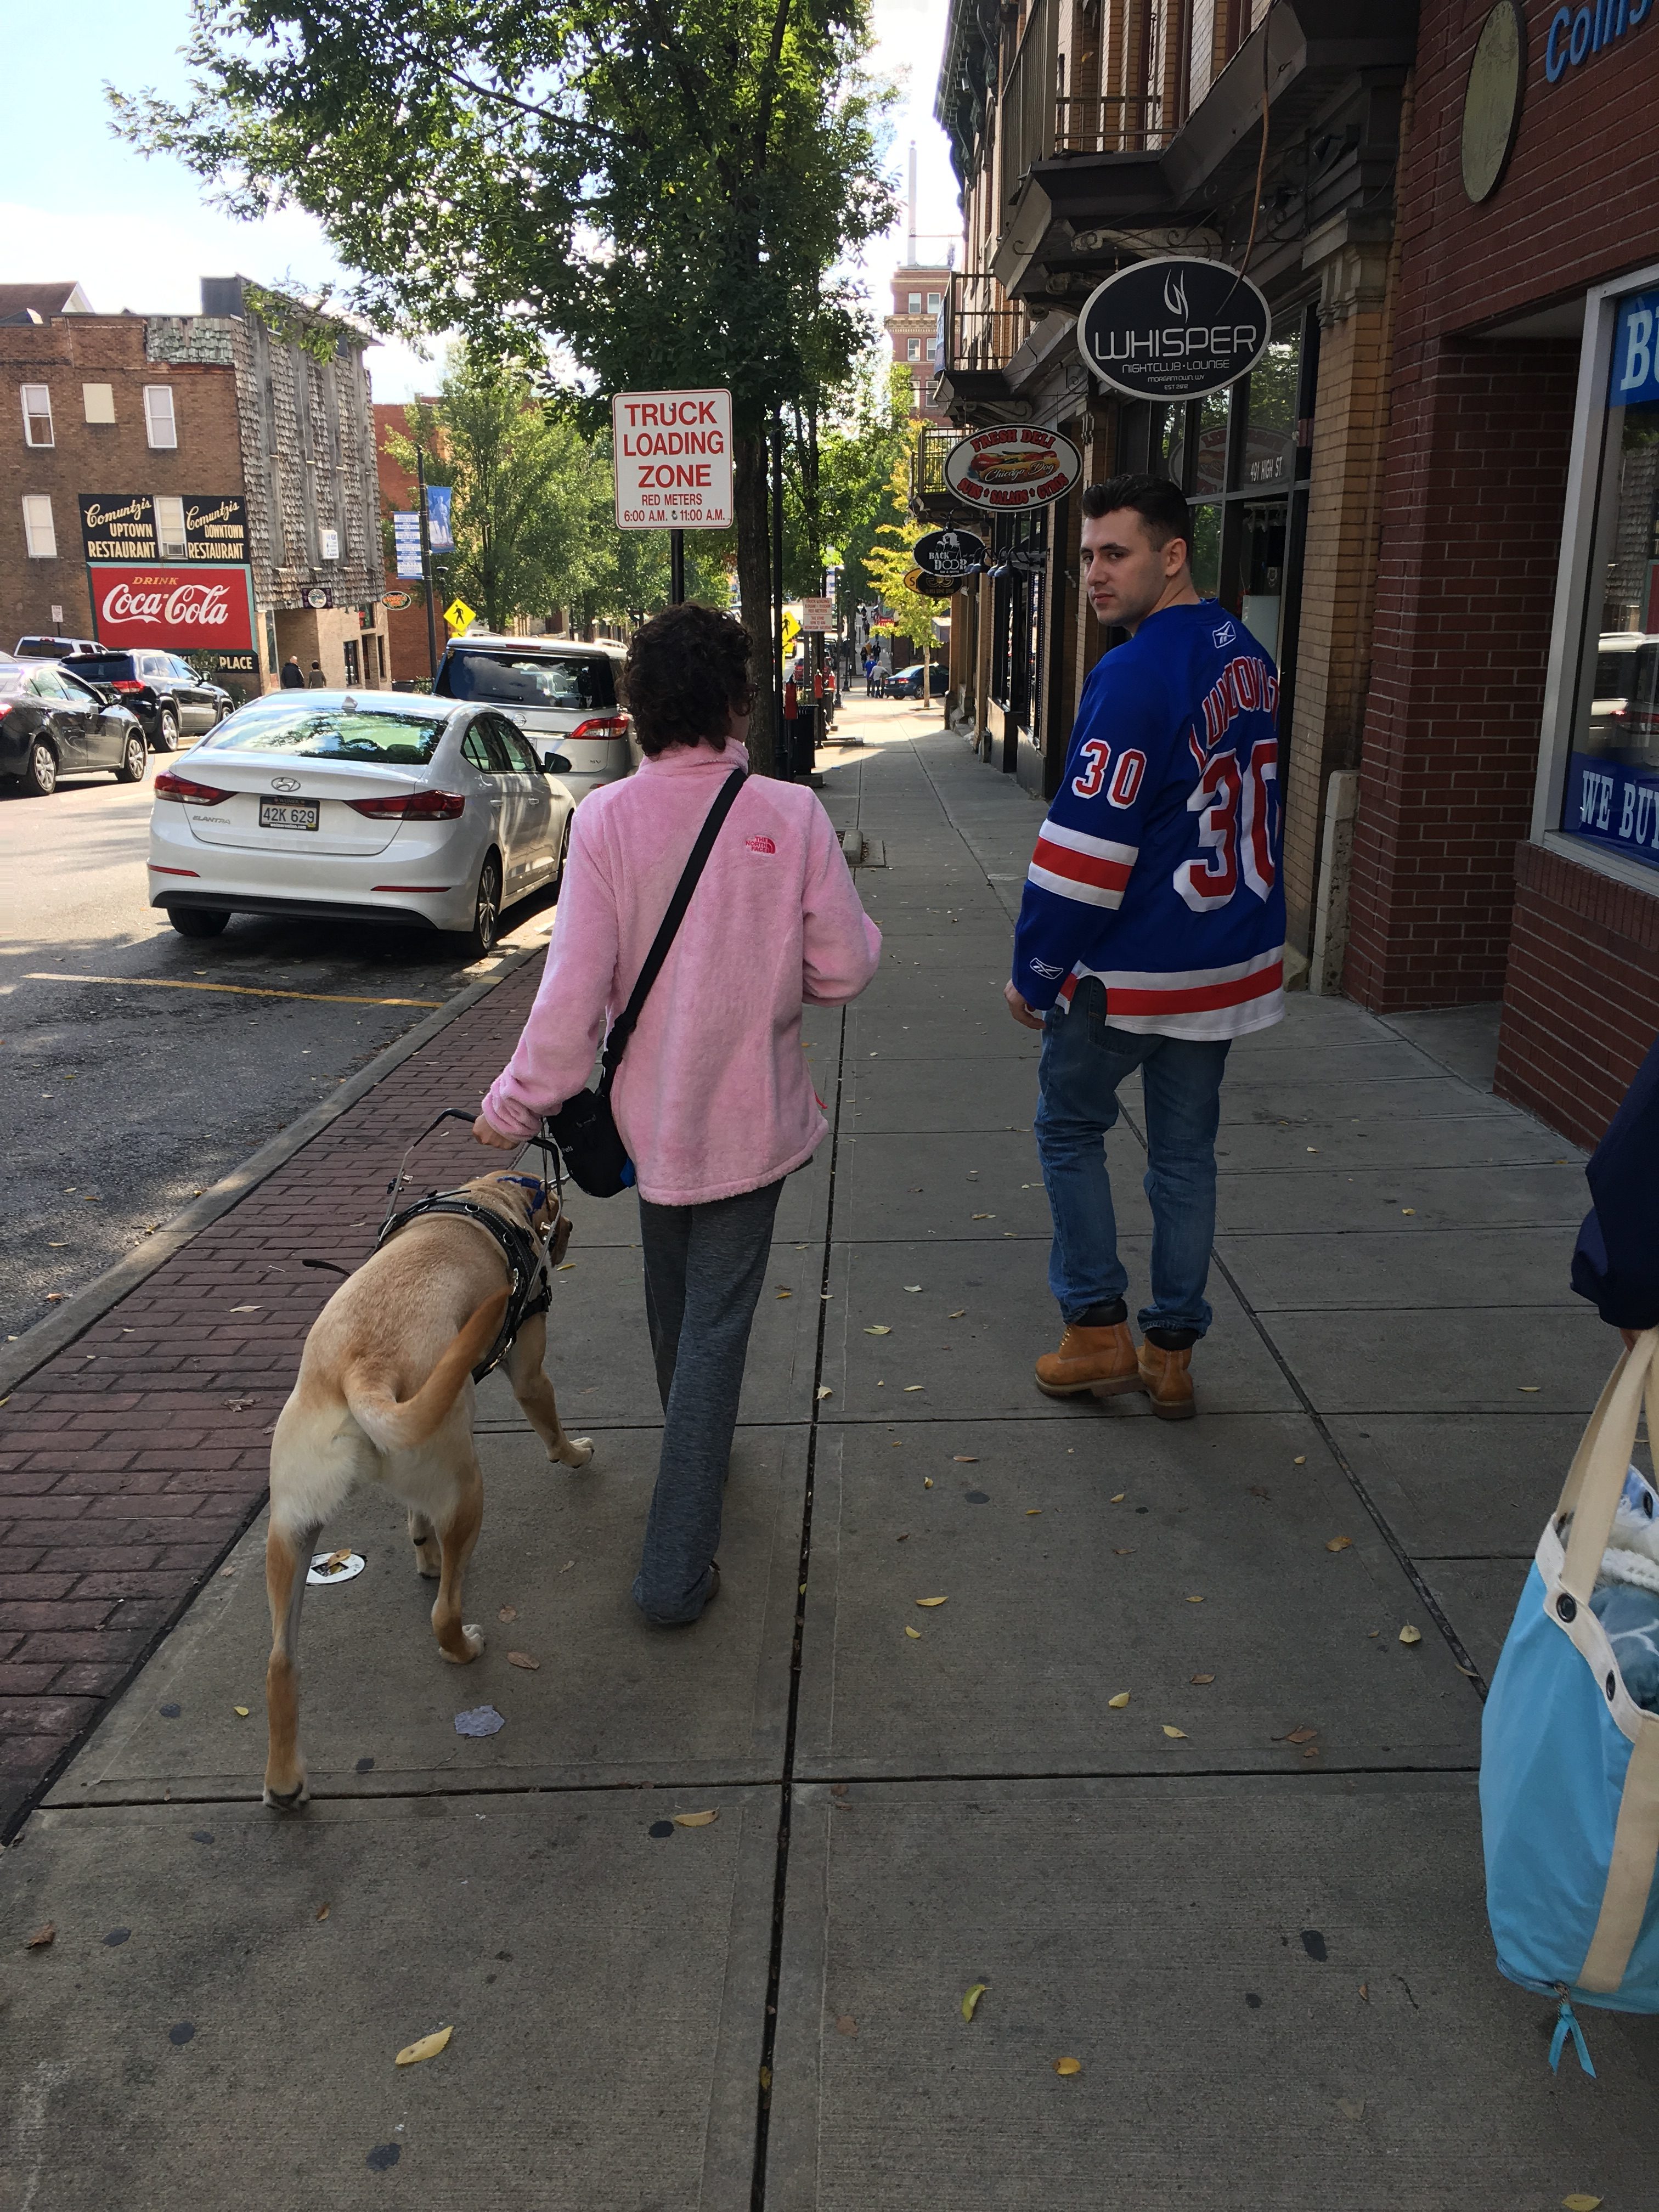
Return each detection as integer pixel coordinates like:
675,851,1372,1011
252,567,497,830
459,853,502,960
168,907,230,939
155,707,179,753
24,741,57,797
115,733,149,785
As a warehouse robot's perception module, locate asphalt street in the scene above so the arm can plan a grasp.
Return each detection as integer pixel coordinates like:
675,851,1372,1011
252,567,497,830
0,747,558,1348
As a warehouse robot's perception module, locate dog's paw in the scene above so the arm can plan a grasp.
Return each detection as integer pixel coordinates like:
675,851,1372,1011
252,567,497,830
440,1624,485,1663
557,1436,595,1469
262,1774,309,1813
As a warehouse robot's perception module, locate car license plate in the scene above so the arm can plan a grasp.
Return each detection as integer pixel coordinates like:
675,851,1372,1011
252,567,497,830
259,799,319,831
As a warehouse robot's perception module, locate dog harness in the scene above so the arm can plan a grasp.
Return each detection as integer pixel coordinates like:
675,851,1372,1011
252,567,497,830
375,1185,554,1383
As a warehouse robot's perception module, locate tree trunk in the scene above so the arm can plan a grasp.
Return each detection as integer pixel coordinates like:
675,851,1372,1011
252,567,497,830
733,430,777,777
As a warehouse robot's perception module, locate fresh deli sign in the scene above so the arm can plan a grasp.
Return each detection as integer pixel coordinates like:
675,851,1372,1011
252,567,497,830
78,494,250,565
89,565,256,653
943,428,1081,512
1077,257,1272,402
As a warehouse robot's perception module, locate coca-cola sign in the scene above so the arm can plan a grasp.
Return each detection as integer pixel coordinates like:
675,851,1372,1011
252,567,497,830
90,565,255,653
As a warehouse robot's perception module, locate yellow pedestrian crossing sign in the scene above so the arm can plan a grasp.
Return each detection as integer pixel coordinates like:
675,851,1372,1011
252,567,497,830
780,610,800,655
443,597,477,636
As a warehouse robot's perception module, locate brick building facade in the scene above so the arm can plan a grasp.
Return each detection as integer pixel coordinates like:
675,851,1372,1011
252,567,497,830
1341,1,1659,1147
371,398,444,685
884,263,953,425
1,279,386,695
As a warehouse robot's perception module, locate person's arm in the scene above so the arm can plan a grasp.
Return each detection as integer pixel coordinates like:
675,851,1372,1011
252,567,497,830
475,806,620,1142
801,804,882,1004
1007,666,1157,1023
1571,1033,1659,1335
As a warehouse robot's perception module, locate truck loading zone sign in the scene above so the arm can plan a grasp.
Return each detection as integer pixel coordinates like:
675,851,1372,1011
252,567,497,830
612,389,733,530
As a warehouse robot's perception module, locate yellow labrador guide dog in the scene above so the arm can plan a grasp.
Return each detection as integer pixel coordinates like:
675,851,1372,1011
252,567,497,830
263,1163,591,1809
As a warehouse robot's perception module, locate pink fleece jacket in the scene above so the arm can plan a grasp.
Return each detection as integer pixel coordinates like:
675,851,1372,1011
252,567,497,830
480,740,882,1205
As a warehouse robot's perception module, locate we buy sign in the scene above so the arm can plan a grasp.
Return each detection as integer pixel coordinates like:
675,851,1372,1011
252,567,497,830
90,565,256,653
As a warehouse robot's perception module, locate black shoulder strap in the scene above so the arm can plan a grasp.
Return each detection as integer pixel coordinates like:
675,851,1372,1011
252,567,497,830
599,768,747,1094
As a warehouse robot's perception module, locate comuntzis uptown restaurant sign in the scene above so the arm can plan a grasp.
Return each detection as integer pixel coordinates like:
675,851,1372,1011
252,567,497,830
943,427,1082,511
89,566,256,654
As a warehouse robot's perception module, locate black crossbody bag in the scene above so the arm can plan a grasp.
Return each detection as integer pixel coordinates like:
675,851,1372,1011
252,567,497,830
544,768,748,1197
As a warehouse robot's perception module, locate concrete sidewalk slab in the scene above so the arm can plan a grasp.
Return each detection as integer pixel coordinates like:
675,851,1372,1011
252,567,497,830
1325,1414,1593,1558
1257,1302,1612,1414
1214,1161,1588,1234
1218,1070,1525,1122
1421,1559,1532,1680
766,1774,1654,2212
833,1129,1096,1243
1212,1116,1571,1172
46,1425,804,1806
1,1784,775,2210
844,1057,1042,1135
820,1239,1297,1419
1215,1227,1584,1310
794,1417,1478,1779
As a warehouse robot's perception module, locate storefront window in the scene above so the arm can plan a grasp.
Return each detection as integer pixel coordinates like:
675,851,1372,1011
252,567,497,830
1562,291,1659,872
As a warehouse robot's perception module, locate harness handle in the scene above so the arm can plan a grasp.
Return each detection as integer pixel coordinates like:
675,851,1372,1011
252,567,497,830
381,1106,483,1238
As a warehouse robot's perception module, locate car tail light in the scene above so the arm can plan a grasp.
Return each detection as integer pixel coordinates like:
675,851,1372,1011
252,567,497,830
153,771,232,805
110,680,146,693
346,790,465,820
0,702,10,719
567,716,630,741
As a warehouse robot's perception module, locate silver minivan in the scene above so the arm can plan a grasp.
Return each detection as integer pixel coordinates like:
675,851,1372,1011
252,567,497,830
433,636,634,805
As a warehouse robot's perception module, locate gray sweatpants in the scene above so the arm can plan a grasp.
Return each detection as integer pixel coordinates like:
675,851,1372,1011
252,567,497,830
633,1176,785,1623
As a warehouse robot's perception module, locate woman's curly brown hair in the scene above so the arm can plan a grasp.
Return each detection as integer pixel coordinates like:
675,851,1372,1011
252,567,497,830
620,603,754,755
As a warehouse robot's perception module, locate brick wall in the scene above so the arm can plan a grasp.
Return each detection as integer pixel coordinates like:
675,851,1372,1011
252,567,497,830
1341,0,1659,1012
1495,840,1659,1149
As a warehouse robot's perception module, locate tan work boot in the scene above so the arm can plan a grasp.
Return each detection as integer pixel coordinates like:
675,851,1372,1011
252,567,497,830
1137,1339,1196,1420
1035,1321,1142,1401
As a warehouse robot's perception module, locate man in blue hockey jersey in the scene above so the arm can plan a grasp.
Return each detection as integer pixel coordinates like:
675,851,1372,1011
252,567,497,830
1005,473,1285,1419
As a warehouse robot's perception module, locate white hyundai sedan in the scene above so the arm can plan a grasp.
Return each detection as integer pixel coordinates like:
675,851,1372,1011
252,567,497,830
147,690,574,953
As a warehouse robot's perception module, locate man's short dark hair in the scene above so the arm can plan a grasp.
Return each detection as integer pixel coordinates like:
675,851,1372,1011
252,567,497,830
621,603,754,755
1080,473,1192,556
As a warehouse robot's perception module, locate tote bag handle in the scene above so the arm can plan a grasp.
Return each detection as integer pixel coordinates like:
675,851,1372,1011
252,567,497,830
1559,1327,1659,1604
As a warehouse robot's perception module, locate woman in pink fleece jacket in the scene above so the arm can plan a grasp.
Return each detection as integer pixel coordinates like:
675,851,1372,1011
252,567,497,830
475,604,881,1624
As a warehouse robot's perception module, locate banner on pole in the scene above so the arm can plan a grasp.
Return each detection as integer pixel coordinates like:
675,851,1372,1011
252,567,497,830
392,512,425,580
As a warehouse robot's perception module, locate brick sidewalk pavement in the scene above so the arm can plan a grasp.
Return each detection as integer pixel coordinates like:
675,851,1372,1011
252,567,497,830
0,958,546,1836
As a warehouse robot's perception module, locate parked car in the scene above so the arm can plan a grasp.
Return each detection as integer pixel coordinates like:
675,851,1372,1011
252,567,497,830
433,635,633,803
147,689,575,953
70,649,232,751
14,634,99,661
0,663,149,795
1589,632,1659,764
890,662,949,698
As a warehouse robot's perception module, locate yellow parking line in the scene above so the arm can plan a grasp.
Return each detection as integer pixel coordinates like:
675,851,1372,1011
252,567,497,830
26,972,445,1008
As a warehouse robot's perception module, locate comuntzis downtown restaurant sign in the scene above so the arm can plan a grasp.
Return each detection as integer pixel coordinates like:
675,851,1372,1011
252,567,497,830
89,567,257,654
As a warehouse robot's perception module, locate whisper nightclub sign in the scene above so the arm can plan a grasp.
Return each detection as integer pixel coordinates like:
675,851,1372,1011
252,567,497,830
1077,256,1272,402
91,566,256,654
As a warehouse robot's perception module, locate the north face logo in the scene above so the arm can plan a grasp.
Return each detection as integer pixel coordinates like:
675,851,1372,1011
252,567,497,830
745,834,777,854
1212,619,1237,648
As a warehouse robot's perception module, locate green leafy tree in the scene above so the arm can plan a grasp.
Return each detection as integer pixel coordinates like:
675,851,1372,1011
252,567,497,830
864,455,941,698
111,0,896,770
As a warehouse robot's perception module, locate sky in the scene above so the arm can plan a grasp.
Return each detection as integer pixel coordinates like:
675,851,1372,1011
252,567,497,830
2,0,963,402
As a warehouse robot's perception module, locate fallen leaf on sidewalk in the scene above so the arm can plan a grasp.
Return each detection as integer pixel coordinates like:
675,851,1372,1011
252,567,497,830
1337,2097,1365,2120
1520,1385,1541,1393
961,1983,988,2022
904,1285,922,1293
1399,1626,1423,1645
1358,1982,1368,2001
673,1810,719,1828
1326,1537,1353,1553
1114,1547,1133,1556
506,1652,540,1671
1026,1509,1042,1516
896,1532,910,1542
1053,2056,1081,2077
776,1290,793,1299
1108,1691,1131,1709
1186,1594,1205,1604
317,1905,330,1921
905,1626,922,1639
323,1548,352,1572
1163,1725,1187,1739
1562,2196,1603,2210
557,1261,575,1272
916,1596,948,1609
233,1705,250,1718
1110,1492,1126,1503
948,1309,967,1318
1280,1726,1318,1745
25,1923,55,1949
498,1605,517,1622
1293,1455,1307,1466
45,1293,65,1303
970,1213,994,1220
1401,1207,1415,1216
923,1477,934,1489
230,1305,260,1314
904,1385,924,1392
816,1386,833,1400
394,2025,453,2067
864,1325,891,1336
1191,1674,1215,1685
835,2015,857,2036
953,1455,978,1463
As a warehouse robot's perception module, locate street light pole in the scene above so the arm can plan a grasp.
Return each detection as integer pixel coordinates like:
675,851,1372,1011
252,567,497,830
415,441,438,684
669,529,686,607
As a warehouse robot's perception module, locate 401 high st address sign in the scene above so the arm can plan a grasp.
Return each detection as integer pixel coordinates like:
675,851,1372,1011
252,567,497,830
1077,257,1272,402
612,389,733,531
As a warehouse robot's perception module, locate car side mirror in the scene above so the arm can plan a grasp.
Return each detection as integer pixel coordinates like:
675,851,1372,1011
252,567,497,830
543,752,573,776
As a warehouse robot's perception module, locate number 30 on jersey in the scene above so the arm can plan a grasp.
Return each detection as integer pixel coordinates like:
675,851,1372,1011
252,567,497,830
1176,738,1278,912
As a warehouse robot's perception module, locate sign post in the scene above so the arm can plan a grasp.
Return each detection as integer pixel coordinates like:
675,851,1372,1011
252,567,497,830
415,443,439,681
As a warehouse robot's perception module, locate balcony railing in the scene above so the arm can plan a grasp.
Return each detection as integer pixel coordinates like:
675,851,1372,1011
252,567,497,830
940,270,1024,380
912,427,958,503
1053,93,1167,156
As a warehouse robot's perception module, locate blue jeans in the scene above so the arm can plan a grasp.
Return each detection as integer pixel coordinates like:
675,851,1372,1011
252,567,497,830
1034,978,1231,1338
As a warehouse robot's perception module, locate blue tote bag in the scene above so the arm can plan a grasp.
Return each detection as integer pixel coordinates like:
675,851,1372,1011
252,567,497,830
1482,1328,1659,2062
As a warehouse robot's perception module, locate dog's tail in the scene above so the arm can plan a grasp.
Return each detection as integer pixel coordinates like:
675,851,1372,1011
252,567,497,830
342,1290,509,1454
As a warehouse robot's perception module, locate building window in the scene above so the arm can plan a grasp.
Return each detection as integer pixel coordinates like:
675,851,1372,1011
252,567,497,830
20,385,52,447
928,292,942,312
83,383,115,425
143,385,177,450
22,495,57,559
908,291,922,313
154,495,188,558
906,338,923,362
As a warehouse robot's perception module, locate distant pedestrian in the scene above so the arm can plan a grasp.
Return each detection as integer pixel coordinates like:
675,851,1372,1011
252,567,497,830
1006,475,1285,1421
307,660,325,687
279,654,306,690
1573,1031,1659,1352
474,604,881,1624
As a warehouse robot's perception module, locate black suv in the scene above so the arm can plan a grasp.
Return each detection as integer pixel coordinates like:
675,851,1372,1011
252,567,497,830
68,650,232,752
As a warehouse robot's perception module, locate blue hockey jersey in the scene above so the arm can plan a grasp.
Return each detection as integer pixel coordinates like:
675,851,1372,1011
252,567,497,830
1012,600,1286,1040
